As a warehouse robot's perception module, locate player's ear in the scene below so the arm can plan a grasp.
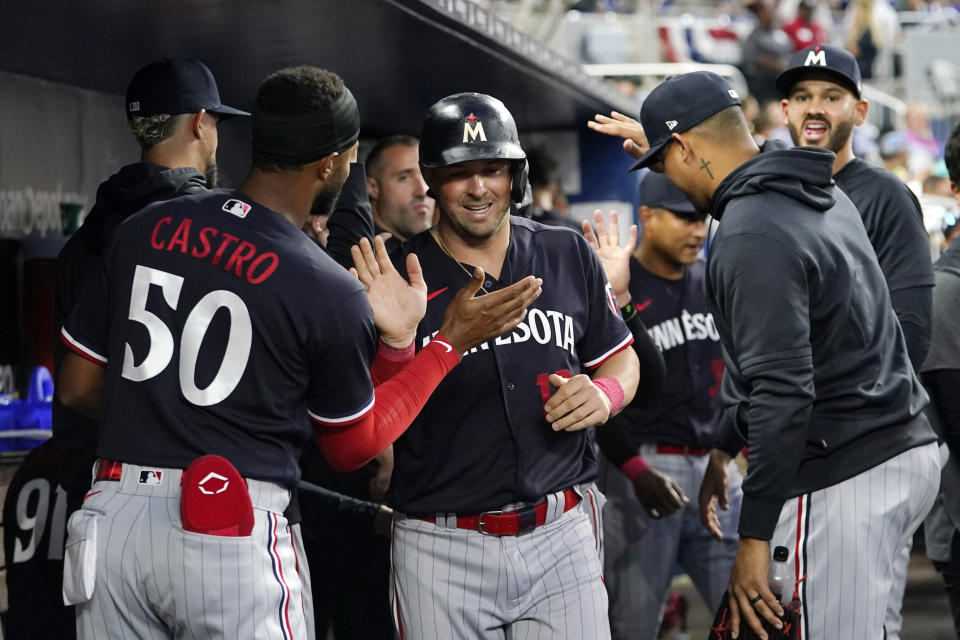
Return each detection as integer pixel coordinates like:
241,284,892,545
190,110,206,140
673,132,695,165
366,176,379,200
951,180,960,207
637,204,654,225
854,98,869,127
316,153,336,182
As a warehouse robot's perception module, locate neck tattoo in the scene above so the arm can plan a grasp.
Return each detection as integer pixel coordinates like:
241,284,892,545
699,158,714,180
431,227,489,295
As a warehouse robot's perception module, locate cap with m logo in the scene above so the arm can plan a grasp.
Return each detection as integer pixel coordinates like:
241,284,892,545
776,43,862,98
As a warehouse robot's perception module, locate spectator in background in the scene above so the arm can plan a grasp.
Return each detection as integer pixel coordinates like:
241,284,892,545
364,135,435,252
524,146,581,230
782,0,827,51
844,0,899,79
943,211,960,250
742,0,794,103
753,99,794,146
906,102,944,179
880,129,910,179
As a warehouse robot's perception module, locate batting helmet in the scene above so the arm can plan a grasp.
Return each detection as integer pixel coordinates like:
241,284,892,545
419,92,529,203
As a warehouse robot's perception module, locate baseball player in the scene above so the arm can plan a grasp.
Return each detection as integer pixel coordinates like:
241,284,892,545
55,67,540,640
53,56,247,503
774,43,936,639
382,92,640,640
592,172,742,640
3,441,75,639
591,71,938,640
921,121,960,639
26,57,247,640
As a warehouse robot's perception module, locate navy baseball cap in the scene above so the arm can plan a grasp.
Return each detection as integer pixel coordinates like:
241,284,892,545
775,43,863,98
125,58,249,119
631,72,742,171
640,172,701,218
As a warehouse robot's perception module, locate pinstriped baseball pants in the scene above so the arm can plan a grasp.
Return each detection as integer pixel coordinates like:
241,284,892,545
71,463,307,640
769,442,940,640
390,495,610,639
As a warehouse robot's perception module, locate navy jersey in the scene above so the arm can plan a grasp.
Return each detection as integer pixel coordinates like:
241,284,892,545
834,158,934,294
616,258,723,448
388,217,633,514
61,190,377,487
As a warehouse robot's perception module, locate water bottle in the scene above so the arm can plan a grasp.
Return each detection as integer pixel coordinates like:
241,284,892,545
768,545,792,606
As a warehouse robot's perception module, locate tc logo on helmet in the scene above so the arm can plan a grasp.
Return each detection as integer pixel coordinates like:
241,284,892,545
463,113,487,143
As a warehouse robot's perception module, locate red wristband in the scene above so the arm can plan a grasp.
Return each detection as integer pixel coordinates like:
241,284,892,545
593,376,624,415
377,337,415,362
620,455,650,482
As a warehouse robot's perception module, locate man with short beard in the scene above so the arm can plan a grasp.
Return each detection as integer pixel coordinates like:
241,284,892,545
53,58,247,500
385,92,640,639
777,43,933,372
776,45,934,640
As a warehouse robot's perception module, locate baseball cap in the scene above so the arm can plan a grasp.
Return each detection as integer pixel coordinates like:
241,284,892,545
631,72,742,171
125,58,249,119
775,43,862,98
640,172,702,219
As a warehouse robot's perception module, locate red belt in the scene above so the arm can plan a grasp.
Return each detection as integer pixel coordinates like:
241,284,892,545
421,488,580,536
94,459,124,482
655,445,708,456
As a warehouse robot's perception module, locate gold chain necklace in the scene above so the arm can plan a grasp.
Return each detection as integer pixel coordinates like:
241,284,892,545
430,226,489,295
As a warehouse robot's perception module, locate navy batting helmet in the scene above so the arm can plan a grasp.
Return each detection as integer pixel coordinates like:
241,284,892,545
419,92,529,203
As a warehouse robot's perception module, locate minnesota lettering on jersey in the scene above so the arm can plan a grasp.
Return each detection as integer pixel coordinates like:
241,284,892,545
422,307,576,356
149,216,279,284
648,309,719,352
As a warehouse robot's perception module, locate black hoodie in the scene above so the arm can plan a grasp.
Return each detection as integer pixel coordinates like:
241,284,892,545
53,162,205,495
705,144,936,540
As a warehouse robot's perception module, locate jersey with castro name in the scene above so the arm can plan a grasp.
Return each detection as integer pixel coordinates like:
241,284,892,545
388,216,633,514
60,190,377,487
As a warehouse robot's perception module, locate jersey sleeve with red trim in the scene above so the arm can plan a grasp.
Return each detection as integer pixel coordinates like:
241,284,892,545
305,288,377,426
317,337,460,471
575,236,634,369
60,247,114,366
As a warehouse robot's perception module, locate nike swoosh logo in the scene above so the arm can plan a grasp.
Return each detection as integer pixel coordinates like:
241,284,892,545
636,299,653,311
433,340,453,353
426,287,449,302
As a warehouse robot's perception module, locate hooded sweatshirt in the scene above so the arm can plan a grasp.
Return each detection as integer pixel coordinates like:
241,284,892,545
705,144,935,540
53,162,206,495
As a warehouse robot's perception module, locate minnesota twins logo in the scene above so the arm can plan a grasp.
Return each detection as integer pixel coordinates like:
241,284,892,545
804,45,826,67
463,113,487,143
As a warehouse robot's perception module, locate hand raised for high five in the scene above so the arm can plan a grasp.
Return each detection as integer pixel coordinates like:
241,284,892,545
587,111,651,162
582,209,637,307
350,236,425,349
438,268,542,356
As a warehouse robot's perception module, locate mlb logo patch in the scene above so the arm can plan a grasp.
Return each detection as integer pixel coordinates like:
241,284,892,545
128,101,141,113
222,199,252,219
605,282,619,316
138,470,163,485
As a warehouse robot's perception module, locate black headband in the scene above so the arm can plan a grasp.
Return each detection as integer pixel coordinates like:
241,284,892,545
252,87,360,165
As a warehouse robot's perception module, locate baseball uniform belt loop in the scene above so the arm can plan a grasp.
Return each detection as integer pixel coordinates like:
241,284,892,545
655,445,708,456
422,487,580,536
93,458,124,482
